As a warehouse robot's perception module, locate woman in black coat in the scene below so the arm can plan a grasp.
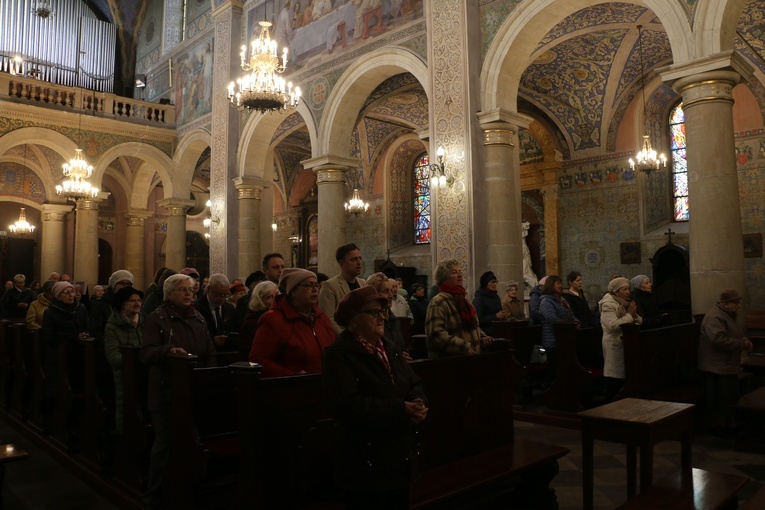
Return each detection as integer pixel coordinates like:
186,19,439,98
472,271,507,336
323,287,428,510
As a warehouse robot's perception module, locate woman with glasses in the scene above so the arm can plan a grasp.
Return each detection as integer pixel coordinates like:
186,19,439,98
323,286,428,509
249,268,335,376
365,272,410,359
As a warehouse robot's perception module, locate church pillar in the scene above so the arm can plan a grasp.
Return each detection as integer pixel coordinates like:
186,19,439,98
209,1,243,276
662,54,750,314
73,197,101,288
125,209,153,290
303,156,358,273
234,177,266,275
477,112,530,286
540,184,560,277
159,198,194,272
40,203,73,278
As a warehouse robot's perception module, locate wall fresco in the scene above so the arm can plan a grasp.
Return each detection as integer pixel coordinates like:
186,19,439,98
174,36,215,126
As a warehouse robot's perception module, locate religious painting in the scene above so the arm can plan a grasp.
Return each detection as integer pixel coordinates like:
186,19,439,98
307,214,319,268
247,0,424,72
518,130,543,164
174,37,214,126
743,233,763,258
620,242,641,265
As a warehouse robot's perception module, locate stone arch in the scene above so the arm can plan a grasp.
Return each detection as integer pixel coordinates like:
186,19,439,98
173,129,211,199
481,0,693,115
320,47,428,158
0,127,77,199
94,142,175,208
694,0,747,57
238,102,317,181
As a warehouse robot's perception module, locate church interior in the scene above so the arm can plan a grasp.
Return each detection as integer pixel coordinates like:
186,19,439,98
1,0,765,508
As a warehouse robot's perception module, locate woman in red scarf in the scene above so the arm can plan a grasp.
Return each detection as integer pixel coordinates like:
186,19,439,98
424,259,493,358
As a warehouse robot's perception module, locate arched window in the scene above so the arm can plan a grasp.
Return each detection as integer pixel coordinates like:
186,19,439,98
669,103,688,221
413,154,431,244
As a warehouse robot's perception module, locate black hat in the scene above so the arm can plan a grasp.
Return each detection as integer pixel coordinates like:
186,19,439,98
113,286,144,311
480,271,497,288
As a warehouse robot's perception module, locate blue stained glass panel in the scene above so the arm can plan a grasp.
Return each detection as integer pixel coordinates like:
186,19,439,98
672,148,687,174
414,155,431,244
673,171,688,197
669,103,688,222
674,196,689,222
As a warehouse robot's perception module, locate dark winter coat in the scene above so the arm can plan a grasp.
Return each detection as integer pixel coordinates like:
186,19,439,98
472,288,503,336
104,310,145,432
630,288,667,329
562,290,597,328
529,285,544,324
408,295,428,335
539,294,575,349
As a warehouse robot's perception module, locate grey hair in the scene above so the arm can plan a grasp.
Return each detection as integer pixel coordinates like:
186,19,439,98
365,272,388,293
434,259,460,285
13,274,25,283
163,274,193,299
248,281,278,312
208,273,230,289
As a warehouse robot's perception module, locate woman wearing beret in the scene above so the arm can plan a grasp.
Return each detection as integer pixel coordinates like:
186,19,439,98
472,271,507,336
323,286,428,509
250,268,335,376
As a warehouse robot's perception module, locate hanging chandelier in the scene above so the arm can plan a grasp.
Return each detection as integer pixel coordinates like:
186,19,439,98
344,188,369,216
9,208,35,235
56,148,99,201
629,25,666,174
228,20,301,114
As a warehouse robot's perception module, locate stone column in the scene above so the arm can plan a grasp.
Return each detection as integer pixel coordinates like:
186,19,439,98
662,53,750,314
540,184,560,277
125,209,153,290
209,1,243,277
303,156,358,274
40,203,73,278
159,198,194,272
234,177,266,276
73,197,101,288
477,111,530,285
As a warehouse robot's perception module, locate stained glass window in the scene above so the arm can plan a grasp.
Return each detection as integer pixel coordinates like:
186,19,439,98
669,103,688,221
413,154,431,244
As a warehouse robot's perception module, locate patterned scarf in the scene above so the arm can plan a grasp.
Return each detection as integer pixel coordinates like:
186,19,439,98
355,335,393,384
439,283,478,330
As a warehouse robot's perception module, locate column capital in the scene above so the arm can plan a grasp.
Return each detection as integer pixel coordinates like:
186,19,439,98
233,177,268,200
301,155,360,171
158,198,195,216
41,202,73,218
125,209,154,226
659,51,751,92
76,197,101,211
477,109,533,131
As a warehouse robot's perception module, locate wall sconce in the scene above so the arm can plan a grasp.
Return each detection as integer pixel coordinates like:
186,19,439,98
272,217,278,232
289,232,301,245
203,199,219,239
135,74,147,89
428,146,454,189
344,188,369,216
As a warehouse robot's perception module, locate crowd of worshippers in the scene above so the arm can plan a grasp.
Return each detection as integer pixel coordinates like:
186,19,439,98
7,244,752,508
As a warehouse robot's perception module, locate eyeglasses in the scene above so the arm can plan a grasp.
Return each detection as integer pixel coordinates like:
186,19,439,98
362,308,385,318
173,287,194,294
115,280,132,287
60,289,75,296
298,283,320,290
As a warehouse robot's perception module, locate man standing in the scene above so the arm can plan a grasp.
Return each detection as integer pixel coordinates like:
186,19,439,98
262,253,285,284
2,274,35,319
318,243,365,333
47,272,60,282
698,289,753,436
195,273,235,351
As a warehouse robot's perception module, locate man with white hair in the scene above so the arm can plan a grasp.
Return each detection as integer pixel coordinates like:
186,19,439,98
48,272,60,282
195,273,235,351
2,274,35,318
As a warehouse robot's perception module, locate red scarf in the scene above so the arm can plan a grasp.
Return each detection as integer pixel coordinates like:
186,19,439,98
439,283,478,330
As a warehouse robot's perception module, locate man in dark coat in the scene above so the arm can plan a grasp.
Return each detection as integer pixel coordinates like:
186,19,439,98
2,274,35,319
194,273,236,351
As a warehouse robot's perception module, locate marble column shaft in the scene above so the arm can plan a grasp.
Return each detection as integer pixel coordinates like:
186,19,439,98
73,198,100,288
40,203,72,278
314,167,348,273
673,70,746,314
480,122,523,285
160,199,194,272
234,178,264,275
125,210,153,290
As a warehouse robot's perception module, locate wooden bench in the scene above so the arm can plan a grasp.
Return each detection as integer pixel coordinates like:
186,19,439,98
732,385,765,451
615,468,747,509
115,345,151,492
231,350,569,509
492,321,546,402
620,322,703,404
740,482,765,509
0,443,30,508
545,324,604,412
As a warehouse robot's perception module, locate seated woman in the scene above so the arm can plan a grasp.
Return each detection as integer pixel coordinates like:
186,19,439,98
104,286,145,434
598,276,642,401
250,268,335,376
425,259,492,358
539,275,576,385
242,281,279,355
500,280,526,321
562,271,597,328
472,271,507,336
365,272,409,358
323,286,428,509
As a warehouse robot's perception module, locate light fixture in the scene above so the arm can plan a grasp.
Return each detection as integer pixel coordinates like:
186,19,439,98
629,25,667,174
203,199,219,239
9,208,35,235
271,217,278,232
428,146,454,189
227,15,301,114
56,149,99,201
135,74,147,89
289,232,301,245
344,188,369,216
31,0,54,19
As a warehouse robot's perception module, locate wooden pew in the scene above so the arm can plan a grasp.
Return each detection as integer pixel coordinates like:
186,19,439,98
620,322,703,403
231,350,570,509
115,345,151,493
20,328,44,427
0,320,25,412
740,482,765,510
492,321,545,401
545,324,603,412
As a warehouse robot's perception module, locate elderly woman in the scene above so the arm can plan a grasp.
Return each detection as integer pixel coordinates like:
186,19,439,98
323,286,428,509
104,286,145,434
140,274,216,510
539,275,576,386
501,281,526,321
250,268,335,376
472,271,507,336
425,259,492,358
562,271,596,328
241,280,279,353
629,274,668,329
365,272,409,357
599,276,642,401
